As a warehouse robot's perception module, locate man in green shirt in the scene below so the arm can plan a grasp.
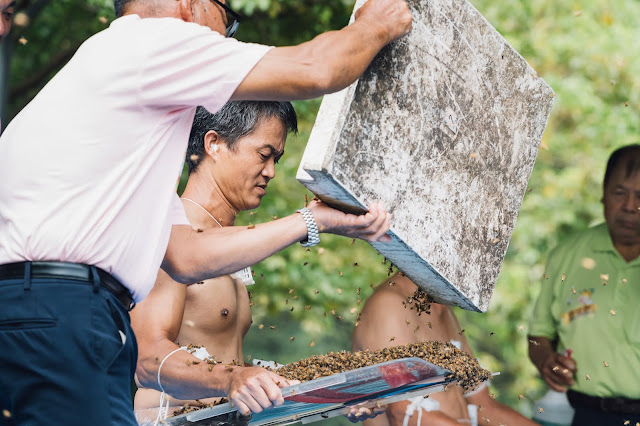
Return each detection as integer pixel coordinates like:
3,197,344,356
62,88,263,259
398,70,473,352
529,144,640,425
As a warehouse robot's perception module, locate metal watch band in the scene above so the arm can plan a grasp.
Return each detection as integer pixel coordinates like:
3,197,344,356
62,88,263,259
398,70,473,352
296,207,320,247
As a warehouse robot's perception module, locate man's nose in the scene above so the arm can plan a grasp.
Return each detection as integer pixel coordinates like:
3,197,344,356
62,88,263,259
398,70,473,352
262,160,275,179
624,194,638,212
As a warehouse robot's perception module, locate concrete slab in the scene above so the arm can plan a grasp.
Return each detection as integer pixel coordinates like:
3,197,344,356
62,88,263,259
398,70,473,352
297,0,554,312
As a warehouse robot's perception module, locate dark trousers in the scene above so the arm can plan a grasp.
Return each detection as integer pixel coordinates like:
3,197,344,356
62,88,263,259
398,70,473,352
572,405,640,426
0,276,138,425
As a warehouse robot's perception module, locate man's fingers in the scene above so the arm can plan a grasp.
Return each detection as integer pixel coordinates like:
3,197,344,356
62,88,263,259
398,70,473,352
230,397,251,417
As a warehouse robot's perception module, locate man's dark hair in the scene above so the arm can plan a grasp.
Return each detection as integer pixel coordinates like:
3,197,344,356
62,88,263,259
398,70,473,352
604,144,640,187
187,101,298,174
113,0,134,17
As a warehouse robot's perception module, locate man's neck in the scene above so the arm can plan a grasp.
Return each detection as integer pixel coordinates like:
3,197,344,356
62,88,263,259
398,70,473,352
614,242,640,263
181,177,237,228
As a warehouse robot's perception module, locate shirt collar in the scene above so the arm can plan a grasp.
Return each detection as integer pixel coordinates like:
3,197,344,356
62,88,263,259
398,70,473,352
592,222,640,265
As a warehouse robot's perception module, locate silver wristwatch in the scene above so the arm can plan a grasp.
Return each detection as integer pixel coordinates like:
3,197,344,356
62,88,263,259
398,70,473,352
296,207,320,247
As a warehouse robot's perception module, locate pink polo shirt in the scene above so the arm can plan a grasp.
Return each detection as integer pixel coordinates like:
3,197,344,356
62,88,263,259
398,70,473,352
0,15,272,301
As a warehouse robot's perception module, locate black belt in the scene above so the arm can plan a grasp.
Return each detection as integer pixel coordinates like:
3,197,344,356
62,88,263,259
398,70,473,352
0,261,134,311
568,390,640,415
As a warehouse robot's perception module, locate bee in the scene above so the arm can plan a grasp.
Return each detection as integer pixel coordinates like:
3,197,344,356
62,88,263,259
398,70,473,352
492,238,499,244
2,409,11,419
518,325,525,332
538,407,543,413
190,154,199,162
270,326,276,330
155,357,159,364
196,228,203,233
382,258,387,265
561,274,566,281
390,337,396,342
351,239,356,245
290,307,294,312
529,339,539,346
623,421,629,425
427,322,432,329
247,224,255,229
290,337,295,342
350,307,357,314
458,329,465,336
273,216,278,220
552,366,559,372
357,288,361,295
610,309,616,316
489,332,495,336
338,271,343,277
624,102,629,107
309,341,316,348
518,395,524,400
18,37,28,45
405,319,411,326
246,355,252,361
336,315,342,320
98,16,108,24
571,287,576,294
603,361,609,367
258,324,264,329
303,262,308,266
208,365,213,372
249,211,255,218
186,360,191,366
622,278,628,284
331,308,336,316
357,299,362,305
337,288,342,294
544,274,549,279
353,262,359,267
314,290,319,295
305,305,311,310
354,321,359,327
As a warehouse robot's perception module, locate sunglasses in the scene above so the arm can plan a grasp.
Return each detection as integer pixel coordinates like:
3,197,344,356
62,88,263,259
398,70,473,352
210,0,240,38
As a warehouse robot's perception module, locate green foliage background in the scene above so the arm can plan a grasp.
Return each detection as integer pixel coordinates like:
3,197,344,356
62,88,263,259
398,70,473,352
4,0,640,422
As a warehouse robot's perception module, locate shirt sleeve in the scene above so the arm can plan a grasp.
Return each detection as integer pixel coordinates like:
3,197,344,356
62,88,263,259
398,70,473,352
529,251,559,339
170,193,190,226
137,18,273,114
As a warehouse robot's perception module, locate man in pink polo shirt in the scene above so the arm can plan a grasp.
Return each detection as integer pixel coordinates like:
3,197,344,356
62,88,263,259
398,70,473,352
0,0,410,424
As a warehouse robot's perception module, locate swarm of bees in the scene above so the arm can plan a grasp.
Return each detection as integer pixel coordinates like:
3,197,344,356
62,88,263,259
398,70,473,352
172,397,229,416
276,341,492,392
402,287,435,316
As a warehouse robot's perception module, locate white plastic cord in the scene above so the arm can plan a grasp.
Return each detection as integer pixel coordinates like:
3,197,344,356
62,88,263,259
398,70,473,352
153,347,187,426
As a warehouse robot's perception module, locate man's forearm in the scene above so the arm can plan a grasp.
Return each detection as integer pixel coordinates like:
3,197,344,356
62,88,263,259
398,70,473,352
164,214,307,284
231,0,412,101
528,335,555,373
137,340,233,399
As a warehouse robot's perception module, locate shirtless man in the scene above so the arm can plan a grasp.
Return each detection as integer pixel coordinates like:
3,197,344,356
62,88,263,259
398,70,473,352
0,0,13,42
353,273,538,426
133,101,389,421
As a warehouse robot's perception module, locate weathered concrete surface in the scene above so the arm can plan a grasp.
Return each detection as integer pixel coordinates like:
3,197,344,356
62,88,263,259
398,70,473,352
297,0,554,312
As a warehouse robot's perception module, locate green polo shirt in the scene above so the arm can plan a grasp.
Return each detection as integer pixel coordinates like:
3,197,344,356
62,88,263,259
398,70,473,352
529,223,640,398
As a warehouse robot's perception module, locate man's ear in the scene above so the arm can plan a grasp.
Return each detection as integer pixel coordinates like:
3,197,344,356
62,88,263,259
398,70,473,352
204,130,221,158
178,0,195,22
